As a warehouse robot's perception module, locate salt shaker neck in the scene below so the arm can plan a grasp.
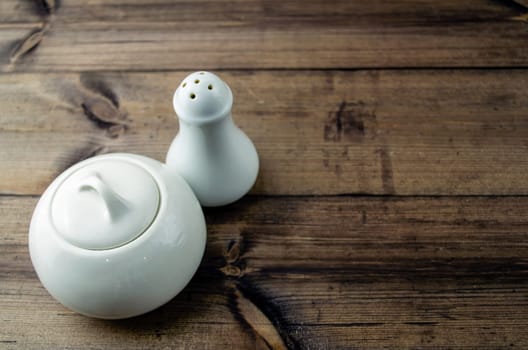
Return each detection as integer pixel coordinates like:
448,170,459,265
179,112,234,132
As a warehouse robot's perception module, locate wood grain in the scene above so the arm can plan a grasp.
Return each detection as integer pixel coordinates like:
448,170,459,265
1,0,528,71
1,1,528,348
1,195,527,349
1,69,527,196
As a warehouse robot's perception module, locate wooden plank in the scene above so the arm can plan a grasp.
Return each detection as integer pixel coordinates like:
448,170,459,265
1,69,527,196
7,0,523,23
1,0,528,71
3,0,528,24
2,195,527,348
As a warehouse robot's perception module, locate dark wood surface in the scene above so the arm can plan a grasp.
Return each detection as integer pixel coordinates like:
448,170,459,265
1,1,528,349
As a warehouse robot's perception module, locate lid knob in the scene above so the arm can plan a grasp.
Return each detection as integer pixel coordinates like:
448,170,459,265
51,159,160,250
78,173,130,222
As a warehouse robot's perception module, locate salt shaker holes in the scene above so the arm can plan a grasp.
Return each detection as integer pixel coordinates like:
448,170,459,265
208,84,213,90
190,93,196,99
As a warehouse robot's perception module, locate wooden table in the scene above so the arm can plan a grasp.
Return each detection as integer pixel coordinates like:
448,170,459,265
1,1,528,348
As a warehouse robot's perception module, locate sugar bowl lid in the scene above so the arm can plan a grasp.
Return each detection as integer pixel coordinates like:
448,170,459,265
50,158,160,250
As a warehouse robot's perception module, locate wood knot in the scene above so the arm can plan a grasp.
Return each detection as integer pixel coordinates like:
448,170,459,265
37,0,58,15
220,265,242,277
79,74,129,138
220,238,246,278
9,24,49,64
81,97,129,138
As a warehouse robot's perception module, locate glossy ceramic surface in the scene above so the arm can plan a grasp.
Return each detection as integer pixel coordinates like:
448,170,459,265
167,71,259,207
51,158,160,250
29,153,206,319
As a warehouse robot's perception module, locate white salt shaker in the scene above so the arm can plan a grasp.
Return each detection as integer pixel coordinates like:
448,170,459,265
166,71,259,206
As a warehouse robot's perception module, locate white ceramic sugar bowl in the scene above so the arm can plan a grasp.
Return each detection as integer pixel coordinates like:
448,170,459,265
29,153,206,319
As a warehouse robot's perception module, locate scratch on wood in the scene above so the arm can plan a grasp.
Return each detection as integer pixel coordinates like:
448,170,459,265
404,321,439,326
377,148,395,194
335,101,345,136
361,210,367,225
9,24,49,64
324,100,371,142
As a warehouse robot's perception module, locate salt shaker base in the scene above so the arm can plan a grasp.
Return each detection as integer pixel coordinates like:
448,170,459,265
166,124,259,207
